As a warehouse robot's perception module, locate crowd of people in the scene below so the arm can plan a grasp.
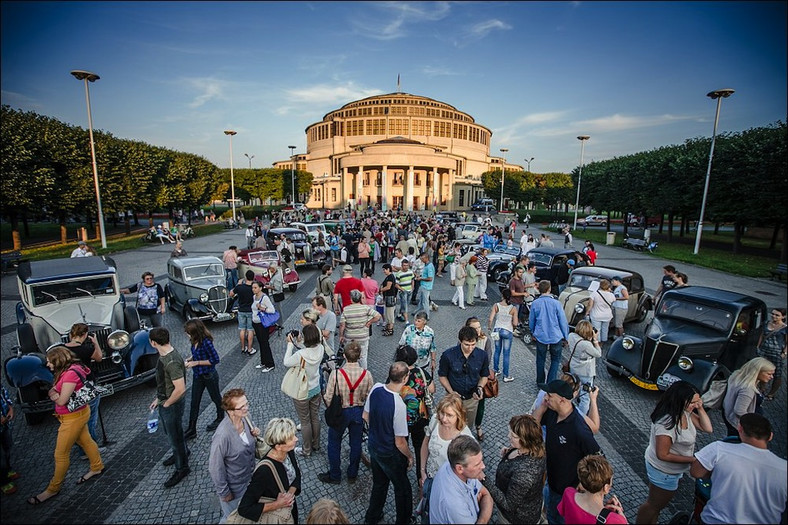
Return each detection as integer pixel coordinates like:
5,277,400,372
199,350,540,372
10,206,786,525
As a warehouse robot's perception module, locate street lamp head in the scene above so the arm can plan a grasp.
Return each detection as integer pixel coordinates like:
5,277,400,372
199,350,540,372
499,148,509,153
70,70,100,82
224,130,237,136
707,88,735,99
577,135,590,141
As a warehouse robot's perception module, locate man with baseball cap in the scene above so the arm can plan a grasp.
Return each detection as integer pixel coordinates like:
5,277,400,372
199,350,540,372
333,264,364,314
533,379,601,525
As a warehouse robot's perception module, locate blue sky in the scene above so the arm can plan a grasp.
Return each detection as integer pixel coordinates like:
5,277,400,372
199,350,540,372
2,1,786,173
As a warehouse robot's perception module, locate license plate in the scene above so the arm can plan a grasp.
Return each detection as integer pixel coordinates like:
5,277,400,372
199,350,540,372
629,376,659,391
296,260,306,265
214,313,233,322
657,373,682,390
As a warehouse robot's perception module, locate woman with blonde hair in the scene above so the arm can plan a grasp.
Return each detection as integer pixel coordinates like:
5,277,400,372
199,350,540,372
237,417,301,523
566,320,602,416
722,356,775,436
28,345,104,505
306,498,350,524
482,414,547,524
417,393,474,521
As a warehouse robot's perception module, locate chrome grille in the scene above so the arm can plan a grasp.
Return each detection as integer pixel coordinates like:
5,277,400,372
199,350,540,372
61,327,122,379
643,339,680,380
207,285,229,315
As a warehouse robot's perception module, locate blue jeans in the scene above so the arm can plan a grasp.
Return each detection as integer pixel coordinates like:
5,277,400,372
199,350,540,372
327,406,364,481
225,268,238,290
414,287,431,319
365,449,412,524
536,341,562,385
159,397,189,472
546,487,565,525
493,329,514,377
187,369,223,428
87,395,100,443
574,374,594,416
397,290,411,319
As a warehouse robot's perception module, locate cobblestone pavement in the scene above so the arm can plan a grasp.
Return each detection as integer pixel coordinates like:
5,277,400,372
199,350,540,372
1,223,785,524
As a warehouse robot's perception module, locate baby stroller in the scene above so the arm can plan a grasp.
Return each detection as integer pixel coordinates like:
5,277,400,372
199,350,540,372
514,300,534,344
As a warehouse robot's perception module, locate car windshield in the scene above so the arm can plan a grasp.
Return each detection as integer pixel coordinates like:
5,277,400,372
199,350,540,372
305,225,325,233
280,232,307,242
32,277,116,307
183,263,224,280
568,273,597,289
529,252,553,266
249,252,278,264
657,298,734,332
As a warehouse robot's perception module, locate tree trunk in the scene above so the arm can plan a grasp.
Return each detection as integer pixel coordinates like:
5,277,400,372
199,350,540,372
679,216,685,238
22,214,30,238
780,221,787,263
10,211,21,251
124,211,131,236
148,211,154,228
769,223,780,250
714,222,720,235
622,211,628,237
732,222,743,254
59,210,68,244
133,211,140,226
667,213,674,242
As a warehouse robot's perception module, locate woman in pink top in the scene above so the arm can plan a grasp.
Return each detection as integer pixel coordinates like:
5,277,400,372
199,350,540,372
558,455,627,524
358,238,371,276
361,268,379,306
28,346,104,505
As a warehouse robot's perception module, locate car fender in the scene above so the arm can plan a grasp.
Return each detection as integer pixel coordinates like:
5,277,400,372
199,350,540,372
16,302,26,325
604,336,644,376
4,352,53,389
127,330,158,376
658,361,730,393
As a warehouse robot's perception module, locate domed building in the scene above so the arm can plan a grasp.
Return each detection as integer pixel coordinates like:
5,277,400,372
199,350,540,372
274,92,520,211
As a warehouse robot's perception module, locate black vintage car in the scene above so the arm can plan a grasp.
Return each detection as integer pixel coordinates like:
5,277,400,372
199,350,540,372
604,286,766,394
265,227,321,268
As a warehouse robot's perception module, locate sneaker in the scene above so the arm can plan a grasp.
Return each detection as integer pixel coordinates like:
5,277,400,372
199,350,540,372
459,306,466,310
241,348,249,355
317,472,340,485
296,423,302,431
262,366,275,373
503,376,514,383
7,471,20,481
294,446,310,457
255,364,264,369
247,348,257,356
163,467,191,488
494,371,501,377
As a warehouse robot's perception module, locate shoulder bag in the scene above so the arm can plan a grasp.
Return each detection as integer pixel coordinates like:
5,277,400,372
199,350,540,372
67,365,113,412
482,375,498,399
225,459,294,524
416,366,434,414
323,370,344,429
244,416,269,460
596,508,612,525
561,340,582,374
280,357,309,401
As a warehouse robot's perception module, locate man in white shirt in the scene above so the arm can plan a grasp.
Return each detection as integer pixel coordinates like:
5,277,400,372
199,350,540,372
690,413,787,525
391,248,405,272
70,241,92,258
429,434,493,524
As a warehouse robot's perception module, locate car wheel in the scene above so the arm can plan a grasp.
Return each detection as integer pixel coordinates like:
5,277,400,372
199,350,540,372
124,305,140,333
521,332,533,345
289,284,298,293
18,386,47,425
16,324,38,354
136,354,159,386
606,364,625,378
636,306,649,323
491,267,502,282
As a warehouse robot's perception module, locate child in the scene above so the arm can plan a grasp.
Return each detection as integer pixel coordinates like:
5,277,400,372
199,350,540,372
1,386,18,494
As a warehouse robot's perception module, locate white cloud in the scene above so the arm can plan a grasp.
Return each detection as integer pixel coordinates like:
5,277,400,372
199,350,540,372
179,77,230,108
573,113,696,132
469,19,512,39
350,1,452,40
421,65,463,77
283,82,383,108
493,111,570,143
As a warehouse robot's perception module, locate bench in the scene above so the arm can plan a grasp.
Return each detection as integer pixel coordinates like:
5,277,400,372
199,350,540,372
769,263,787,281
1,250,23,274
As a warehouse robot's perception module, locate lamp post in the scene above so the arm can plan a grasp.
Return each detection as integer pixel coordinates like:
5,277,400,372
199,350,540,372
224,130,237,222
244,153,254,169
499,148,508,212
71,70,106,249
288,145,296,204
694,88,734,255
524,157,534,172
572,135,590,230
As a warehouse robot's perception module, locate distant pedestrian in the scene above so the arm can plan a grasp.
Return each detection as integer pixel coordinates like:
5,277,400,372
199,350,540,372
70,240,93,258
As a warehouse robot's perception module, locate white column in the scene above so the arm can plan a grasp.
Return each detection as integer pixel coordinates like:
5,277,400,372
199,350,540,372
406,166,414,211
342,167,348,209
357,166,364,210
432,168,439,211
381,166,388,211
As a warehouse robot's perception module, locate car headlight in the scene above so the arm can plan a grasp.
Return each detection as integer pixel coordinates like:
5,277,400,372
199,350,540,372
622,337,635,350
677,356,694,371
284,268,291,274
107,330,131,350
199,293,209,303
574,303,586,314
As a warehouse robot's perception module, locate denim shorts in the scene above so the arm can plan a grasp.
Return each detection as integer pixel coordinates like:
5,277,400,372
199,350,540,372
237,311,253,330
645,460,682,491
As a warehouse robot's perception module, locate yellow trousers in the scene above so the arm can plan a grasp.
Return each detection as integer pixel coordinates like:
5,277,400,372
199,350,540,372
46,407,104,493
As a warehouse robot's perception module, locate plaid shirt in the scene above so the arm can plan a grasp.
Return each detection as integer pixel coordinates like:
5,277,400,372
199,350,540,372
324,362,374,408
189,338,220,377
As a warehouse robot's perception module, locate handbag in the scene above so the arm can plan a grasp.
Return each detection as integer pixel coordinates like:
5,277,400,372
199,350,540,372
244,416,269,460
562,340,582,374
483,375,499,399
323,370,344,429
225,459,294,524
416,366,434,415
67,365,113,412
258,310,281,328
272,292,285,303
385,295,397,307
280,357,309,400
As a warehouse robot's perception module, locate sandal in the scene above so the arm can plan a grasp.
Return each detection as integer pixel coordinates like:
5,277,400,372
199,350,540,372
476,427,485,441
76,469,105,485
27,491,59,505
2,482,17,495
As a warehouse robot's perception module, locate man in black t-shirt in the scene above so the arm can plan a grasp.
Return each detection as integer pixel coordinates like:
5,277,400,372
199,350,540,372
654,264,677,306
230,270,256,355
533,379,601,525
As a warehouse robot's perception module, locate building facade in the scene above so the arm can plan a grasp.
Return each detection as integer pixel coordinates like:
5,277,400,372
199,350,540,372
273,92,520,211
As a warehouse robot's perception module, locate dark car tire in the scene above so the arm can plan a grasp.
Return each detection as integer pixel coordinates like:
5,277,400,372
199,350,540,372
184,306,198,321
521,332,533,345
18,386,47,425
491,267,502,283
16,324,38,354
124,305,140,333
289,284,298,293
636,306,649,323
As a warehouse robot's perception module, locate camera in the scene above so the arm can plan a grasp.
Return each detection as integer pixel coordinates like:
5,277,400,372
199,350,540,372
582,382,597,393
287,330,300,340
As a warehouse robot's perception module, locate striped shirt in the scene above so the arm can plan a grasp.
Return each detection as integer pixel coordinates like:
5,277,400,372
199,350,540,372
323,362,374,408
475,254,489,273
340,303,377,340
395,270,414,292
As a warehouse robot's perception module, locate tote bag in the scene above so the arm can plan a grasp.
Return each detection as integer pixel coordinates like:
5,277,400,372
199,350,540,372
280,357,309,401
225,459,294,524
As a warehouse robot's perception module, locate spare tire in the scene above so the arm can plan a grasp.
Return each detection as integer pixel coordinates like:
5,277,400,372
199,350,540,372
17,324,38,354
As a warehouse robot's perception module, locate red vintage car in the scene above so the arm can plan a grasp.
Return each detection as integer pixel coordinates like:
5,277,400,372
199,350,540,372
237,249,301,292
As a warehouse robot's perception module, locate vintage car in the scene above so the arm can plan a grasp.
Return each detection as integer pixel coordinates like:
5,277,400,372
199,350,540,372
604,286,766,393
497,247,590,292
291,221,328,245
4,256,158,424
558,266,652,329
165,256,236,322
237,249,301,292
455,222,484,241
265,227,324,268
484,245,522,281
